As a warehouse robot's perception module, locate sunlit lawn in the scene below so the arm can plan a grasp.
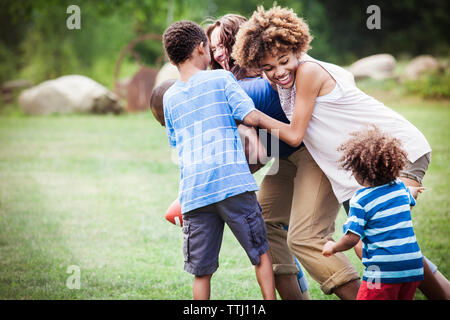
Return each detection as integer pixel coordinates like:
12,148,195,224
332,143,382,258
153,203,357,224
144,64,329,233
0,90,448,299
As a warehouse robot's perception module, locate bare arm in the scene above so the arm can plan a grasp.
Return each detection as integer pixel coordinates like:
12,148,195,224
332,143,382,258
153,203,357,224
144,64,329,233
322,232,361,257
237,123,268,172
408,186,425,200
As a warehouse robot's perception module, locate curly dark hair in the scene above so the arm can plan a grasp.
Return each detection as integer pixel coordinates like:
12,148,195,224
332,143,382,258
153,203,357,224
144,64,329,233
338,126,408,187
232,5,312,69
163,20,208,65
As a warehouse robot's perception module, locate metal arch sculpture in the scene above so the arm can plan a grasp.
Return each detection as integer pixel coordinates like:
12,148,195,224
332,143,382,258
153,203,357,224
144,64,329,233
114,34,165,112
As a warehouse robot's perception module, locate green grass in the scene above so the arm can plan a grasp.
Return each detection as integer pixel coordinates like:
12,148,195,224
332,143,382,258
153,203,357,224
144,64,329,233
0,92,448,299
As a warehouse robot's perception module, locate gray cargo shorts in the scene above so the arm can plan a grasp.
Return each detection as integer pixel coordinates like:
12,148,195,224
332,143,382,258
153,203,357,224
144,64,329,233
182,191,269,276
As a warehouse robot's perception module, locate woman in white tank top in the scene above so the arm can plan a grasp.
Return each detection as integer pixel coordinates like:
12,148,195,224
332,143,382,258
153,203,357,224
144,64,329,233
233,5,449,299
275,53,431,203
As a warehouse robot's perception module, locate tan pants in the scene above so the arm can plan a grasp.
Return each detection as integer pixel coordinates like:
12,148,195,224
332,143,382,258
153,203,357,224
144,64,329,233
257,147,360,294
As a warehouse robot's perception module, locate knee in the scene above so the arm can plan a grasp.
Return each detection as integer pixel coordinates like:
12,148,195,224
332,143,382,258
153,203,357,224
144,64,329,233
286,231,305,253
286,230,322,255
265,221,287,240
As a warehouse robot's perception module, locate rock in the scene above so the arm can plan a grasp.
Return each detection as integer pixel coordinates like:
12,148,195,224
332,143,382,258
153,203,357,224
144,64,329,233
155,62,180,87
404,55,440,80
18,75,123,115
347,54,396,80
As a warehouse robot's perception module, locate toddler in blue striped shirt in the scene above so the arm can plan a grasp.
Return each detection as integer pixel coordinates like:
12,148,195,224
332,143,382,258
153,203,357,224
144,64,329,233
322,126,424,300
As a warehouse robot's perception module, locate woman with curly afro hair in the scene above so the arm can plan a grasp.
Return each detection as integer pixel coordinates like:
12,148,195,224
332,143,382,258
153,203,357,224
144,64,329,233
232,5,449,299
205,13,365,300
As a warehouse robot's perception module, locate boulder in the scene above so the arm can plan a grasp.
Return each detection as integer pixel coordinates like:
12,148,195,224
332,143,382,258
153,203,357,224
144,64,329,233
18,75,123,115
347,54,396,80
404,55,440,80
155,62,180,87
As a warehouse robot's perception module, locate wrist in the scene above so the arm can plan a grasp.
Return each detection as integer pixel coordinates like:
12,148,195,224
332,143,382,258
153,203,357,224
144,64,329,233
330,244,337,254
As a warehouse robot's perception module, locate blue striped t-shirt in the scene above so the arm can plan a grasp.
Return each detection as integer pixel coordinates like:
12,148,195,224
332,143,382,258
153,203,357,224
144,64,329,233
163,69,258,213
344,180,424,284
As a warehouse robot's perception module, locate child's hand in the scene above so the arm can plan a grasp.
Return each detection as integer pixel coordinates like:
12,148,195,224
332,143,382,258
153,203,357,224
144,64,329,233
322,241,336,257
408,186,426,199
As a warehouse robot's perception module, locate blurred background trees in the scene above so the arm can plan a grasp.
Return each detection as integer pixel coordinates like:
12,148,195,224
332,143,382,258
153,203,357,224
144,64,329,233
1,0,448,88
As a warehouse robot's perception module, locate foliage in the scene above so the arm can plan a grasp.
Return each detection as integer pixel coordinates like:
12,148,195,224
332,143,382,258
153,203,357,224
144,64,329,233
0,42,17,83
404,69,450,99
315,0,450,64
0,0,448,91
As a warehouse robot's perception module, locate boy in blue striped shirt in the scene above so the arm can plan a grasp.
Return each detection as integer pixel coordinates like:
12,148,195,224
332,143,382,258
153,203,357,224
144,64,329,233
162,21,275,300
322,126,424,300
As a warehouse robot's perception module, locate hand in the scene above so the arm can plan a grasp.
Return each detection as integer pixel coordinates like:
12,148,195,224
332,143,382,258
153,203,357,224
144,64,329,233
237,123,267,166
322,241,336,257
408,186,426,199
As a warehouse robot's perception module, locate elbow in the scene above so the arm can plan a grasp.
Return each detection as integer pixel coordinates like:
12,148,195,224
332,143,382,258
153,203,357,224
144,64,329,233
287,135,303,148
243,110,260,128
282,125,304,147
346,231,362,247
350,237,361,248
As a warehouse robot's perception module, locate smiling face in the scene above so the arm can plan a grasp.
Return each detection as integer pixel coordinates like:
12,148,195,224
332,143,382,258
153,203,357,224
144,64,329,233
260,51,301,89
209,26,230,70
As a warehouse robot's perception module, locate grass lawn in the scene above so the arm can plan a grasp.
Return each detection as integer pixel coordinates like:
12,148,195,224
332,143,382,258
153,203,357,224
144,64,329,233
0,90,448,299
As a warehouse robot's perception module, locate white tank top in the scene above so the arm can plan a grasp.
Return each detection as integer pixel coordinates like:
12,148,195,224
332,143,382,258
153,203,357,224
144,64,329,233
277,55,431,203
